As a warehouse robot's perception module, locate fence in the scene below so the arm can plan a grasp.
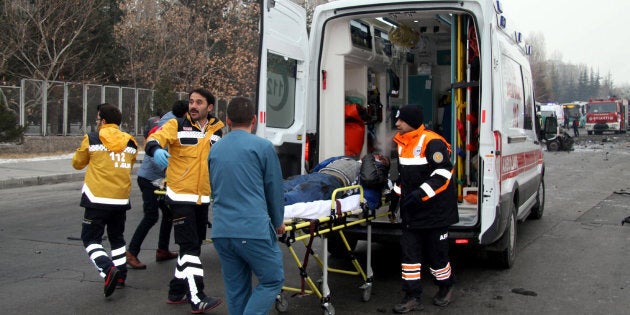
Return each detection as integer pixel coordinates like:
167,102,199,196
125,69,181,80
0,80,233,137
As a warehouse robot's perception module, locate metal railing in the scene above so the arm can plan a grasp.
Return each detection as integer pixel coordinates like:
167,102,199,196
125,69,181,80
0,80,234,137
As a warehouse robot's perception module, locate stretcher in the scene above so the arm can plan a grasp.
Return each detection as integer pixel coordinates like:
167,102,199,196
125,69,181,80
276,185,389,315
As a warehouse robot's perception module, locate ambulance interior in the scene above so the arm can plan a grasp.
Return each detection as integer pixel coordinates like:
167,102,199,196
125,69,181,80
317,9,481,223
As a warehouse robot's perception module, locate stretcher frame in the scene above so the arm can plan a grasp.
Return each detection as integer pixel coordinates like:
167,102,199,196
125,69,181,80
275,185,389,315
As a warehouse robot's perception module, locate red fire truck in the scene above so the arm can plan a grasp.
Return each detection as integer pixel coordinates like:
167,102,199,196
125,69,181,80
585,98,627,135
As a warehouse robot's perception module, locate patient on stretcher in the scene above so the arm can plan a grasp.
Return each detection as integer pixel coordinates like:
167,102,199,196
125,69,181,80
283,153,390,209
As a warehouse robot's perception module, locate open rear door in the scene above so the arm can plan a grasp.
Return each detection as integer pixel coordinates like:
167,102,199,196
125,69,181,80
257,0,309,177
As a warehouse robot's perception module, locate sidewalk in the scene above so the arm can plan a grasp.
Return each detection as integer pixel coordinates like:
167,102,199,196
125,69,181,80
0,153,144,190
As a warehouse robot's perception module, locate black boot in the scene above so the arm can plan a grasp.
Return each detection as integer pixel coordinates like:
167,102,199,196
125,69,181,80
433,285,454,306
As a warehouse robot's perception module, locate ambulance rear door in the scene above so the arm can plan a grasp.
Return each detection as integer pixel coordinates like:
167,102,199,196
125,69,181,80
257,0,309,177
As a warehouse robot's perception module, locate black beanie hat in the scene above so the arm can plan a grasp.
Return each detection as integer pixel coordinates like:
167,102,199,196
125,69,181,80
396,105,423,129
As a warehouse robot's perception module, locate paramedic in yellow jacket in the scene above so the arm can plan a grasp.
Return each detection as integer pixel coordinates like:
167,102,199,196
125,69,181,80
72,103,138,298
391,105,459,313
145,88,223,313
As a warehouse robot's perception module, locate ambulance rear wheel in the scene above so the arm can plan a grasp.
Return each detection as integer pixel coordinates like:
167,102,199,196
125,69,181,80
488,205,516,269
529,178,545,220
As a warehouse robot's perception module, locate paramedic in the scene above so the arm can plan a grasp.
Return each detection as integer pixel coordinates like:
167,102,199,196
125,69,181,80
391,104,459,313
72,103,138,298
145,88,223,313
209,96,285,315
126,100,188,269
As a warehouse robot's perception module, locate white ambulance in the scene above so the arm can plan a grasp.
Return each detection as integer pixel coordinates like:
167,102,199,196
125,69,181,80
256,0,546,268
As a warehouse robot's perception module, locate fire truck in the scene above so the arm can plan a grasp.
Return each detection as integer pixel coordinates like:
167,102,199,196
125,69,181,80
585,98,627,135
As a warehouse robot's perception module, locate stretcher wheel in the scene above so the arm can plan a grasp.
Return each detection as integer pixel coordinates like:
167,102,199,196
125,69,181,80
275,293,288,313
361,285,372,302
322,303,335,315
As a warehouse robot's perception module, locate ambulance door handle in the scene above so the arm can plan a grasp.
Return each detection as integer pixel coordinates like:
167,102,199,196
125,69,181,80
507,136,527,143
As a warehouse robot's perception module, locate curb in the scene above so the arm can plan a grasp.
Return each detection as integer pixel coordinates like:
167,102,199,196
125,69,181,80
0,173,86,190
0,167,139,190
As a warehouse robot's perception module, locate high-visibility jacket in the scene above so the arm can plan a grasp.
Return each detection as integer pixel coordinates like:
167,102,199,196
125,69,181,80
393,125,459,229
72,124,138,210
145,113,224,205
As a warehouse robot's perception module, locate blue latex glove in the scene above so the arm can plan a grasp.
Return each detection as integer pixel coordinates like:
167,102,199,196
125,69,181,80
153,148,171,168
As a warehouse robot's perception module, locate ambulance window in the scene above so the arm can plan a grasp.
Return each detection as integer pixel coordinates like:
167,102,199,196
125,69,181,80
374,28,392,56
500,55,525,132
350,20,372,50
522,72,534,130
266,52,297,128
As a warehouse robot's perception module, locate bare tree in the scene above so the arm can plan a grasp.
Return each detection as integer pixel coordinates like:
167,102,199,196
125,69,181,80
2,0,107,82
0,1,26,80
199,0,260,98
115,1,207,90
115,0,262,100
526,32,552,102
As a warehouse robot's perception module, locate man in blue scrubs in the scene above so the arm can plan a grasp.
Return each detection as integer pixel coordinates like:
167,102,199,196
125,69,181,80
209,96,285,315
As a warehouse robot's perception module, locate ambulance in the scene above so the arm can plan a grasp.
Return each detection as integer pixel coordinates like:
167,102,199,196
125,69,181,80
256,0,546,268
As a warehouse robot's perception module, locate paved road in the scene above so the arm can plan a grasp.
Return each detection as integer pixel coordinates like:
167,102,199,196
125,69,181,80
0,134,629,314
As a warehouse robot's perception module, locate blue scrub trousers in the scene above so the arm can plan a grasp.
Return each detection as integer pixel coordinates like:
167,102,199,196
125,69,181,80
213,234,284,315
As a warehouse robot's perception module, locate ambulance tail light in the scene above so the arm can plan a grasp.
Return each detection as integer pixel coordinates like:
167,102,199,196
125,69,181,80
494,130,502,193
493,131,502,156
454,239,470,245
304,135,310,163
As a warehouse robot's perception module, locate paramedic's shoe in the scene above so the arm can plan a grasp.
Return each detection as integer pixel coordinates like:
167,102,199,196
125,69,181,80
126,251,146,269
156,249,178,262
191,296,222,314
166,293,189,305
433,285,454,307
116,278,125,289
104,266,121,297
393,295,423,313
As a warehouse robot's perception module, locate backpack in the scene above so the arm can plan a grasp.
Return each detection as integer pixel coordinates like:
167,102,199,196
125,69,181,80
360,154,390,189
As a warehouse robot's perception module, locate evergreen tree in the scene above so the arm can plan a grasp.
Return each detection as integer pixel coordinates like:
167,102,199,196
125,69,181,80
0,96,25,143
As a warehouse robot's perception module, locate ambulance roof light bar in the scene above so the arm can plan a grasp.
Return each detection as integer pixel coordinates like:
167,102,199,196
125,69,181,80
495,0,503,14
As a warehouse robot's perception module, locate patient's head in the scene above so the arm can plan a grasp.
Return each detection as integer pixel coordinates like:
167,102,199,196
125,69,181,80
360,153,390,189
372,153,390,170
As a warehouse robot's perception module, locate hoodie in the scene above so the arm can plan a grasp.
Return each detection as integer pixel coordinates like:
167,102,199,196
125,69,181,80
72,124,138,210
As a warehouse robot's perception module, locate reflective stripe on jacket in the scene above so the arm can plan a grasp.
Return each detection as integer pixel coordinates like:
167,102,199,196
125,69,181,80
393,125,459,229
72,124,138,210
145,113,224,204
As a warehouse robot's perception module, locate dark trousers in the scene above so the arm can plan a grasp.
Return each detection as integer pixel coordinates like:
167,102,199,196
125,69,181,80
400,226,453,297
128,176,173,256
283,173,343,205
81,207,128,280
168,203,210,304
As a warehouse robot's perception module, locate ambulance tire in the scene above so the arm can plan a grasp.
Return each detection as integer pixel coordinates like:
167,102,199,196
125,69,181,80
488,205,516,269
528,178,545,220
327,233,358,258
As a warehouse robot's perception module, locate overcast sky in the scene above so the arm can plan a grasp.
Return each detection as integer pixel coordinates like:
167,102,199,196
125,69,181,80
504,0,630,86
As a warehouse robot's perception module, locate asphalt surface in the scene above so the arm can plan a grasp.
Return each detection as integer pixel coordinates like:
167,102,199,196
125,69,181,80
1,133,629,315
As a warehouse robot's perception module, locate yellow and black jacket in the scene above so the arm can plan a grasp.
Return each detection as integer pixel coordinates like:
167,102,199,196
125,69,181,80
145,113,224,205
393,125,459,229
72,124,138,210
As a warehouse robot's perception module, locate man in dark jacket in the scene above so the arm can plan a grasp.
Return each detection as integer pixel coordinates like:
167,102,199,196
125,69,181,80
391,104,459,313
